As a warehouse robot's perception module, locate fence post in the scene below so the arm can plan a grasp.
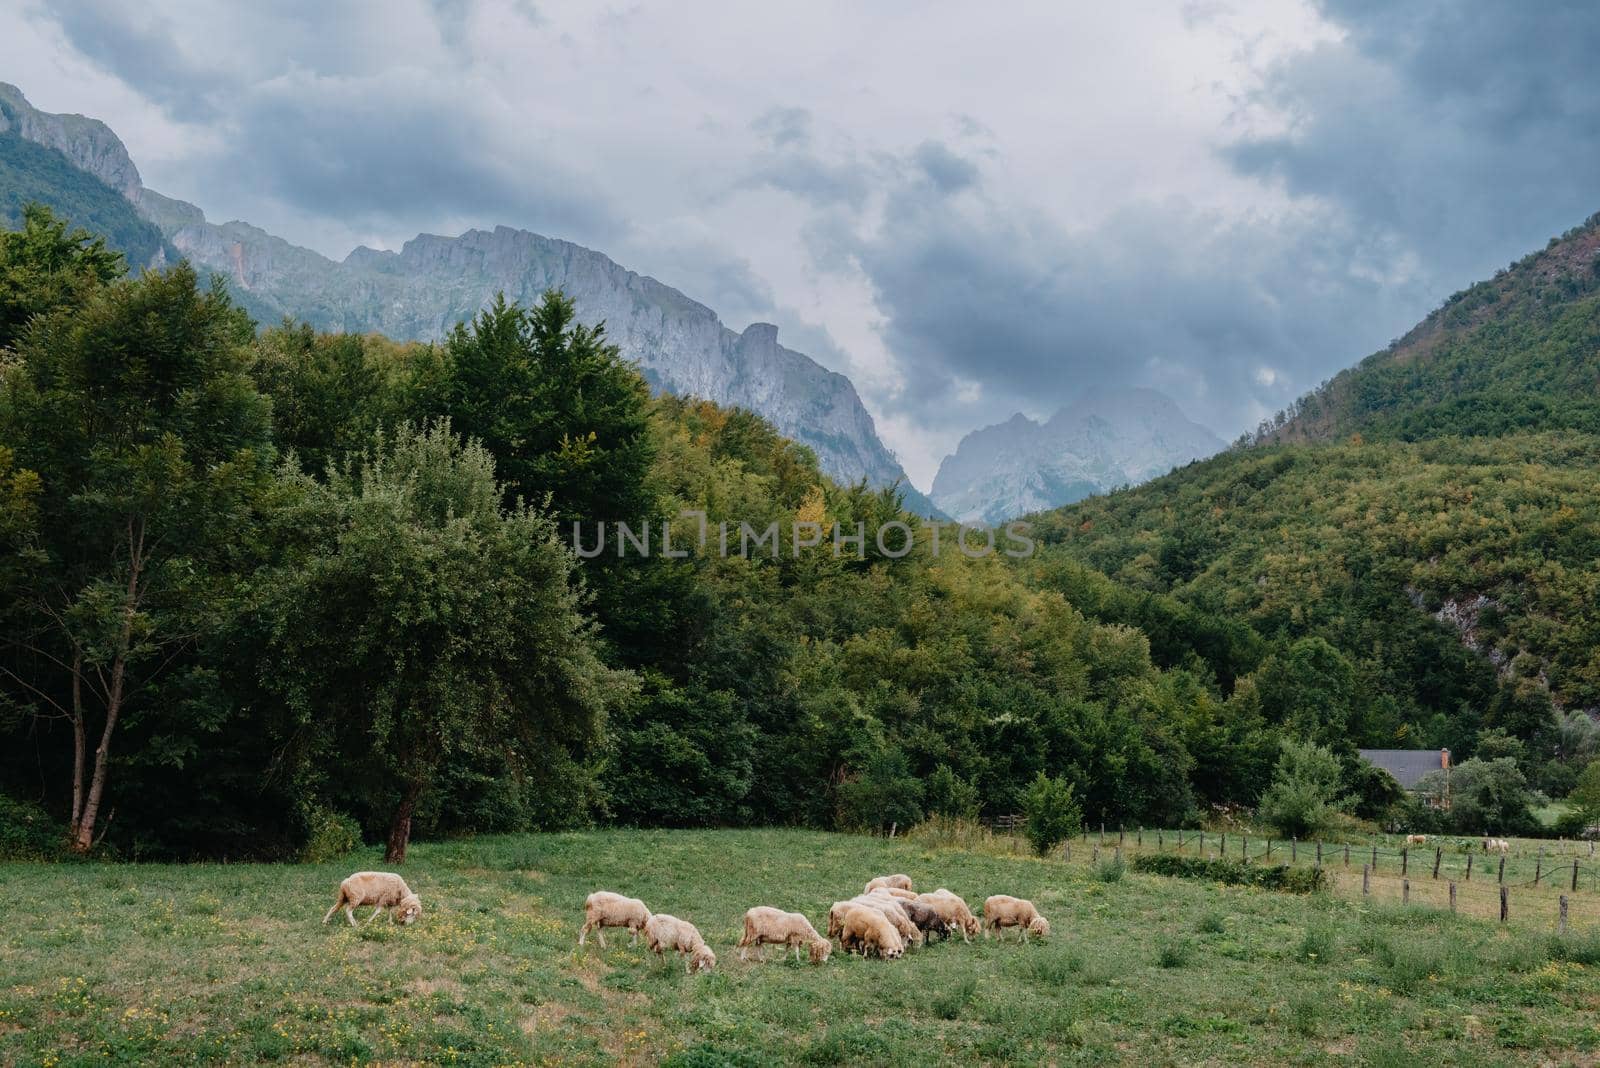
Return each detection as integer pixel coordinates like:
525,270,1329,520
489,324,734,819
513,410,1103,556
1316,841,1323,867
1099,823,1105,845
1115,846,1122,867
1535,854,1543,885
1449,881,1457,913
1344,843,1350,868
1197,831,1203,854
1403,879,1410,905
1573,859,1580,893
1466,853,1472,881
1062,841,1070,862
1242,835,1247,861
1119,827,1125,847
1292,838,1298,863
1137,828,1143,848
1401,847,1408,876
1362,864,1371,896
1500,884,1508,923
1221,832,1227,856
1372,845,1378,872
1498,855,1506,885
1158,831,1163,852
889,822,897,838
1560,895,1569,935
1093,845,1100,865
1433,847,1442,880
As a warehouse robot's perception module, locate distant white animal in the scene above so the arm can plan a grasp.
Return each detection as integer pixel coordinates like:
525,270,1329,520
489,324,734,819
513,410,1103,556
322,872,423,927
579,891,651,947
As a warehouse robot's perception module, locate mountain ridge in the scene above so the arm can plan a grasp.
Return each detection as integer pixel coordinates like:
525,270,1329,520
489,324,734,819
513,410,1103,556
931,386,1223,524
0,82,942,515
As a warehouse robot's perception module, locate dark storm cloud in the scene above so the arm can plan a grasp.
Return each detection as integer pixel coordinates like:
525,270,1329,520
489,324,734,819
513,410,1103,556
1228,0,1600,281
199,73,620,243
48,1,226,121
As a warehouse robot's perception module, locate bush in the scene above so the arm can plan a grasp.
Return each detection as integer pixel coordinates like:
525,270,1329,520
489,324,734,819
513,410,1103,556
1022,772,1082,856
1195,912,1226,935
1258,738,1348,839
0,793,64,860
1155,939,1193,968
299,806,362,864
924,764,981,820
1131,853,1326,893
1093,854,1126,883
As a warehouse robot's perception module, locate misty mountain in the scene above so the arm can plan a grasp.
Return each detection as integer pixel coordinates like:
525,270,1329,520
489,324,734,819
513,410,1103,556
931,387,1224,524
0,82,940,516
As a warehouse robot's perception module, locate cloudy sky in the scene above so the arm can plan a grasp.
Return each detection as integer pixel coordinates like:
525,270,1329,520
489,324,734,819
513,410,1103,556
4,1,1599,485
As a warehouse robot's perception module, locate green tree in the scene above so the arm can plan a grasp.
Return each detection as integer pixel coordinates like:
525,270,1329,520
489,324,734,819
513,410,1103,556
1,264,270,852
1257,738,1348,839
1567,759,1600,834
1422,756,1535,836
925,763,981,820
1023,772,1082,856
258,421,629,861
0,203,125,350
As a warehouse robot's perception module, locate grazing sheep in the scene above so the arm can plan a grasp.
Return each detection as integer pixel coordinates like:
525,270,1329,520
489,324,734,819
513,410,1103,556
322,872,423,927
899,898,950,941
1405,834,1427,846
855,893,924,946
688,942,717,973
838,904,904,959
864,874,914,893
644,913,712,972
579,891,652,947
738,906,832,964
915,890,980,942
874,886,919,901
983,895,1049,941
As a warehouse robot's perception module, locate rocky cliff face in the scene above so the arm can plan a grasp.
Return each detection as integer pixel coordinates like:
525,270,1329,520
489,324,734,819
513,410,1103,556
0,83,934,511
931,387,1223,524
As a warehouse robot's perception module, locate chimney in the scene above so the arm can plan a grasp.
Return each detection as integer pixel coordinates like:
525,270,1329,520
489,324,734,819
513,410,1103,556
1440,748,1450,770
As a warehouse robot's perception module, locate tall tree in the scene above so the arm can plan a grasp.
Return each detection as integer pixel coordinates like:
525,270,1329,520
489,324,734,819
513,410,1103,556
259,421,628,862
0,203,124,351
0,262,272,851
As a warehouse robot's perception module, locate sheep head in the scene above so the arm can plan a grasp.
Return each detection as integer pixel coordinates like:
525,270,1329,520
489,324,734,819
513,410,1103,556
809,938,832,965
1028,915,1050,939
394,894,423,926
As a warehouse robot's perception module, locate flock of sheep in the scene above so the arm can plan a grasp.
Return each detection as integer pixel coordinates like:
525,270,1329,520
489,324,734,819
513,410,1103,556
1404,834,1513,853
577,873,1049,973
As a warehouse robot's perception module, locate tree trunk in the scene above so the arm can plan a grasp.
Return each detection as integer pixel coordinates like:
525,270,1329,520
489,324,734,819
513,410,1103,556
72,651,126,853
68,651,86,839
385,783,423,864
73,544,141,854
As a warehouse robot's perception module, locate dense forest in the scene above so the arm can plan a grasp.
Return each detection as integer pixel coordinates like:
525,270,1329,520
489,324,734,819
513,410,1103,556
2,203,1596,862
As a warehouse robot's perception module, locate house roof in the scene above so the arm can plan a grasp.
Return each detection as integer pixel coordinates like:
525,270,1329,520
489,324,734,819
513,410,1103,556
1358,749,1448,790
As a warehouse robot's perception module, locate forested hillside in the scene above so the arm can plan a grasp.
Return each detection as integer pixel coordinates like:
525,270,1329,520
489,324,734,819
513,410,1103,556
1034,214,1600,811
1256,213,1600,445
0,207,1262,859
0,132,171,269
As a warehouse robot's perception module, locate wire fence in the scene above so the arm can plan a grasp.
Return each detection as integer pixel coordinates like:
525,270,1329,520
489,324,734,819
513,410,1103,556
976,820,1600,935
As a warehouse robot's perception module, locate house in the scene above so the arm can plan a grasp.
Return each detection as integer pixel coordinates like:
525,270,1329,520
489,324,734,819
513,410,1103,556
1358,748,1451,808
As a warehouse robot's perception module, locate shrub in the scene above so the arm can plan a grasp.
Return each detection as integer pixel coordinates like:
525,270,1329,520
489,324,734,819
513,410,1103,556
1093,854,1126,883
1022,772,1082,856
0,793,64,860
1131,853,1326,893
924,764,981,820
1156,939,1193,968
299,806,362,864
1195,912,1226,935
1257,738,1348,839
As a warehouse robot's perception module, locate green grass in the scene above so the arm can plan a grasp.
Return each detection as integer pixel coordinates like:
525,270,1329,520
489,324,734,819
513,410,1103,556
1,828,1598,1065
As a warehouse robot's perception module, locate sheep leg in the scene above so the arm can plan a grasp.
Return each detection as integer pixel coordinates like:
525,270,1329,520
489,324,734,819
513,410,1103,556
363,904,384,926
597,928,608,948
345,905,358,928
322,899,342,925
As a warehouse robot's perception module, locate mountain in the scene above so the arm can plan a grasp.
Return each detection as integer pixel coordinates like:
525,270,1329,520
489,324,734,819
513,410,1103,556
931,387,1223,524
1030,211,1600,755
1257,211,1600,446
0,83,940,516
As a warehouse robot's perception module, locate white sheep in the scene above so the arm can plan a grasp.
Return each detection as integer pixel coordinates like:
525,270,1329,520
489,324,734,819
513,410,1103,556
864,874,914,893
322,872,423,927
579,891,652,947
738,906,832,964
837,904,904,959
644,913,714,972
982,894,1050,941
853,893,924,946
915,890,979,942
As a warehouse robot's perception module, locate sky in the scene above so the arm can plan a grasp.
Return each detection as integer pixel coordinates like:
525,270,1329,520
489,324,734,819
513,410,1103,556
3,0,1599,486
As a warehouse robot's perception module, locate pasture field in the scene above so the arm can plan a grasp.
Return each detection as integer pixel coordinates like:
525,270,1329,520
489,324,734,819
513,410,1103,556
1,828,1598,1066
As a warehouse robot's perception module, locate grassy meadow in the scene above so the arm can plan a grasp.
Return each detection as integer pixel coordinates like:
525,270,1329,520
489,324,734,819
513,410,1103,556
2,828,1599,1066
